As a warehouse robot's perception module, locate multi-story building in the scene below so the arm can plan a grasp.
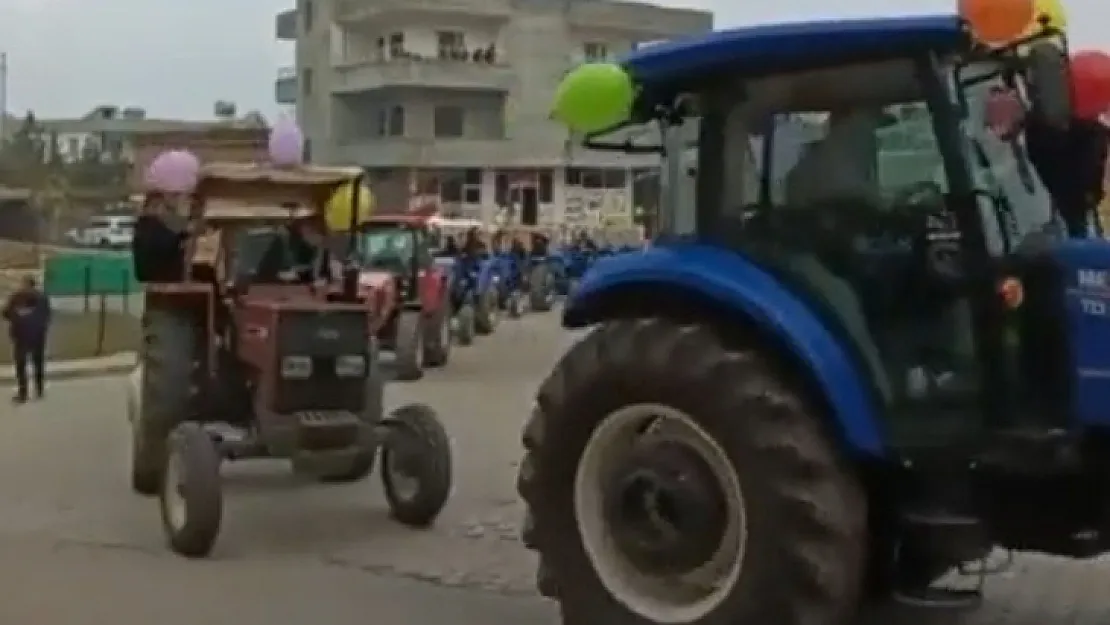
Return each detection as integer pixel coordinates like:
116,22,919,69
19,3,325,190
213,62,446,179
275,0,711,225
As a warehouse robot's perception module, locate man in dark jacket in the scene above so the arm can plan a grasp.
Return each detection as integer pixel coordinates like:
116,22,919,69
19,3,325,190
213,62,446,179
3,276,50,403
255,216,334,285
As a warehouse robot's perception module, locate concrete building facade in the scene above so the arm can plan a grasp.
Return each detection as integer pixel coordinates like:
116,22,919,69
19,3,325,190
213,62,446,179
275,0,711,225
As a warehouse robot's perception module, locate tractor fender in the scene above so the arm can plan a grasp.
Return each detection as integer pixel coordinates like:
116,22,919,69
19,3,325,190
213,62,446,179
564,242,885,457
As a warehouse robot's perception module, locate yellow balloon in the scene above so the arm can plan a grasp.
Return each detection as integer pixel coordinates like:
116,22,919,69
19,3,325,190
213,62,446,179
1024,0,1067,35
324,182,373,232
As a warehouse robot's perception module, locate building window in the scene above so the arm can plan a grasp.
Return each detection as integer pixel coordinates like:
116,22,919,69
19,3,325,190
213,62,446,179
433,106,464,138
461,169,482,203
388,106,405,136
301,68,313,97
539,171,553,203
584,42,608,62
440,176,463,203
388,32,405,58
603,168,626,189
302,0,313,31
495,173,509,205
375,109,388,136
436,31,466,60
566,167,625,189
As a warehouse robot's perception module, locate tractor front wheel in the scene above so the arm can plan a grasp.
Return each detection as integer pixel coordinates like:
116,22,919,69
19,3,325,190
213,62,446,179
454,303,476,346
160,422,223,558
381,403,452,527
474,290,499,335
518,319,866,625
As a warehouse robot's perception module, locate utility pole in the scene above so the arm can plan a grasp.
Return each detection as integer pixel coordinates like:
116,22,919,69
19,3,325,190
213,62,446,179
0,52,7,141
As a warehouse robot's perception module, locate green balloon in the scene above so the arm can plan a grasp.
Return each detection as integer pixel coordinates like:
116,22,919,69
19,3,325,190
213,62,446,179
552,63,634,135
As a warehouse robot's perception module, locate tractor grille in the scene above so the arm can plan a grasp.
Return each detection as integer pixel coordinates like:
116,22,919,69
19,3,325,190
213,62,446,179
277,310,368,356
275,357,367,413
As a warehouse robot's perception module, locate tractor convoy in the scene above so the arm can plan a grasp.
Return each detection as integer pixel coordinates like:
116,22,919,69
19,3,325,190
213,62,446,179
117,0,1110,622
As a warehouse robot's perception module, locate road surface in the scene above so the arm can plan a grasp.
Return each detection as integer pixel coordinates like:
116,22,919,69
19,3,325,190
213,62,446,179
0,311,1106,624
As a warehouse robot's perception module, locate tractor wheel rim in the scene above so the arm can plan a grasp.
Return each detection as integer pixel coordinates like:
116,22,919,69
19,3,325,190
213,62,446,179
573,403,747,624
386,449,421,501
163,449,188,531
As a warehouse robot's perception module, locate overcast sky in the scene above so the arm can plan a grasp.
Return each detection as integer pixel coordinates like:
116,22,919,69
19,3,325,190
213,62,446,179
0,0,1102,119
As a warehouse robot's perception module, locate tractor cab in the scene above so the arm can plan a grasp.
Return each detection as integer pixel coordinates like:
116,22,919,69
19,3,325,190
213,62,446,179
578,24,1074,449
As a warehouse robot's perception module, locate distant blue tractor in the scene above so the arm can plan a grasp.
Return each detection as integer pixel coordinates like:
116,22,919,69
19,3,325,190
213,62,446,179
437,255,476,345
517,12,1110,625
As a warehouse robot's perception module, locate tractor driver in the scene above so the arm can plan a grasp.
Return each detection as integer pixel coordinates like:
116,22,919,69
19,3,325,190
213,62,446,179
255,215,334,286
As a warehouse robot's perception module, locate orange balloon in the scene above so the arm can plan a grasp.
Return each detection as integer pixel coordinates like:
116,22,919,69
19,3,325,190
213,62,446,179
960,0,1036,44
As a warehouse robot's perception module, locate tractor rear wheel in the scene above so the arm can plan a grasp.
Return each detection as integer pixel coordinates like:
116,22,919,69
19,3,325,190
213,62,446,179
393,311,424,381
517,318,866,625
131,309,199,496
421,305,451,368
529,264,554,312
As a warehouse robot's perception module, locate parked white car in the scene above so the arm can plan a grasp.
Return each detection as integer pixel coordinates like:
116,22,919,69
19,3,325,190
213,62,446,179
66,215,135,248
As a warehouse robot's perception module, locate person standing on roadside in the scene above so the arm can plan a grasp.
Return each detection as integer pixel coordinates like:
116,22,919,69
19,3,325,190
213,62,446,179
3,275,50,403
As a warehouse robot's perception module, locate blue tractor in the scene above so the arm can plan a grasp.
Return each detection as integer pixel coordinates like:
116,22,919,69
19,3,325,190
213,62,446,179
518,12,1110,625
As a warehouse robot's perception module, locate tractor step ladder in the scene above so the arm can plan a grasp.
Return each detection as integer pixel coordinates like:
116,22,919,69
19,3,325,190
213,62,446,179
892,508,985,610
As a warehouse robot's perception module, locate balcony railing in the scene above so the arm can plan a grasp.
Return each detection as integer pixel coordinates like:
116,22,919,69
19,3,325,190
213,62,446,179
335,0,511,23
333,57,513,93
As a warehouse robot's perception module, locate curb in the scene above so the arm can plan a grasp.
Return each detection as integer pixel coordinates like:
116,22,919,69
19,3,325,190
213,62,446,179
0,354,136,386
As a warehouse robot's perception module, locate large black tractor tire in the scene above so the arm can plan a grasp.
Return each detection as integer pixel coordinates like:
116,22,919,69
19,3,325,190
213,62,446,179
318,341,384,483
393,311,424,381
381,403,453,528
529,264,554,312
160,421,223,558
421,305,452,368
517,319,867,625
131,309,198,496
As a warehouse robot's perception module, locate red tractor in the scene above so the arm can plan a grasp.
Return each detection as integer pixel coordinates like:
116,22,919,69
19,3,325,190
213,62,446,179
126,162,452,558
355,214,452,381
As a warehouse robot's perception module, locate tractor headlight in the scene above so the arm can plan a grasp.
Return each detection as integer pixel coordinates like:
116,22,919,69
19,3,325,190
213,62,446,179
335,354,366,377
281,355,313,379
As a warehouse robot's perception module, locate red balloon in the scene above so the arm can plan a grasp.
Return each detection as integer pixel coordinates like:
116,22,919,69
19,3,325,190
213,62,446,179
1071,50,1110,120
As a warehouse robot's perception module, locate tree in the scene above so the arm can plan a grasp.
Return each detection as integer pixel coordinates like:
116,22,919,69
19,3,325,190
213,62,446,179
0,111,48,188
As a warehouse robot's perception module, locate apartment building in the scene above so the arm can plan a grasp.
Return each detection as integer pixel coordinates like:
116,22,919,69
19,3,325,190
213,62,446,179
275,0,711,225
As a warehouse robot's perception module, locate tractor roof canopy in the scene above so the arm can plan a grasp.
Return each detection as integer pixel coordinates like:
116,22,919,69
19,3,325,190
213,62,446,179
624,15,968,110
196,162,364,222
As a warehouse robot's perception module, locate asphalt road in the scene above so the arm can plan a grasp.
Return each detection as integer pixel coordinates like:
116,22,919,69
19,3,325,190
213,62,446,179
0,311,1107,624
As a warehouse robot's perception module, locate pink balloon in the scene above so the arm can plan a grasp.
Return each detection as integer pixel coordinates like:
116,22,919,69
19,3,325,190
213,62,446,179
268,119,304,166
145,150,200,193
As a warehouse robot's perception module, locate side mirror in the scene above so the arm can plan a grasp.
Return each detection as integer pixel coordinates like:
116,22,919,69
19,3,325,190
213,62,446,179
1024,42,1072,131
